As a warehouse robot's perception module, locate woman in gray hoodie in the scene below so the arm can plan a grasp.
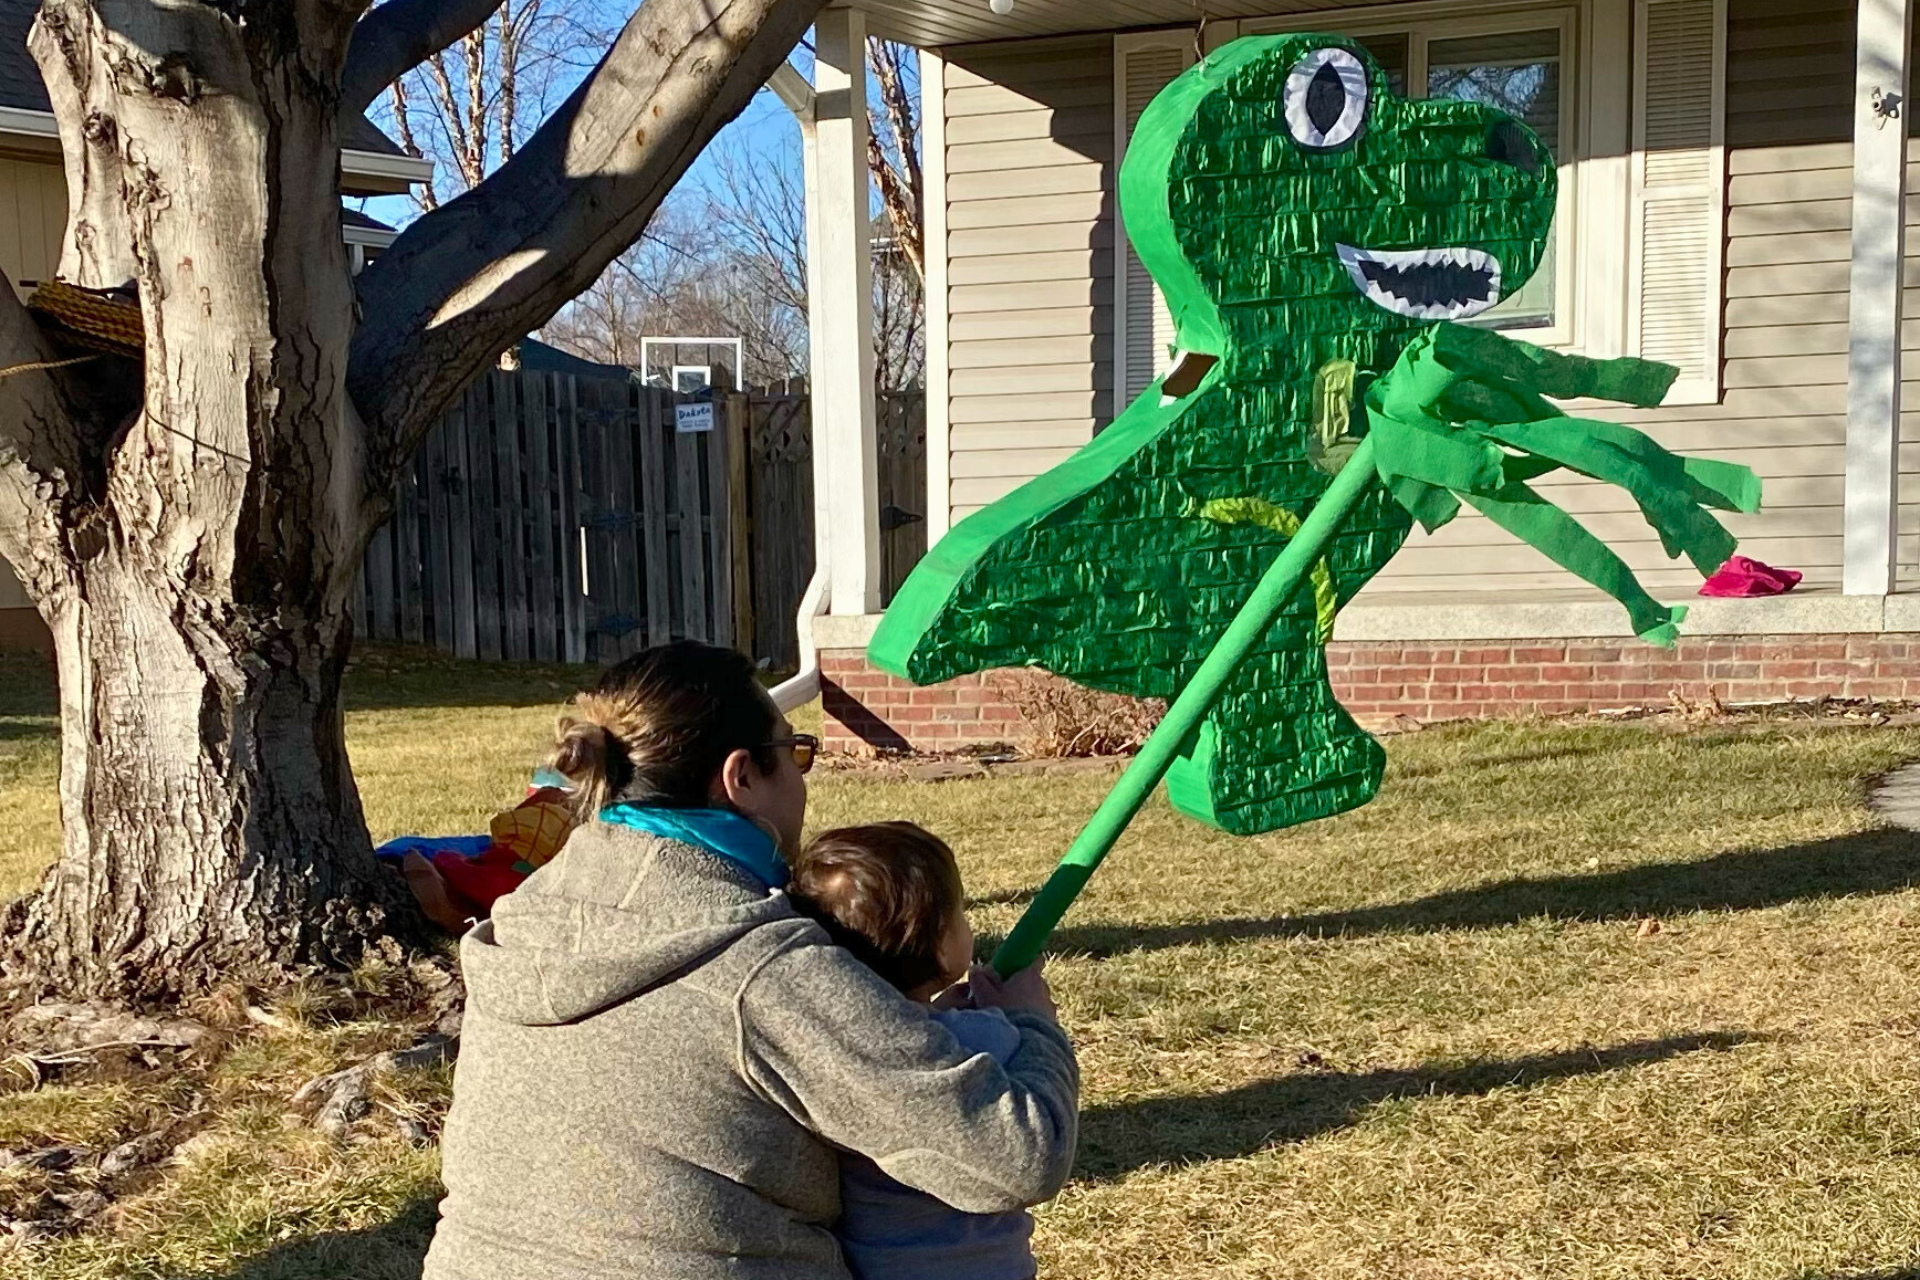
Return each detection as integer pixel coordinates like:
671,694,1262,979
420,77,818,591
423,641,1079,1280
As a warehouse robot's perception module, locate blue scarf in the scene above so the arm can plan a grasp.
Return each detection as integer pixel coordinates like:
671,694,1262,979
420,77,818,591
598,804,789,890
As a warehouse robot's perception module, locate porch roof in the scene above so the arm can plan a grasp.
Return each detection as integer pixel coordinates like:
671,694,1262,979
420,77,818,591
854,0,1340,46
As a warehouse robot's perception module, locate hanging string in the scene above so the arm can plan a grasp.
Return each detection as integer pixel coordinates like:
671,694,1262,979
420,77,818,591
1191,0,1212,62
0,354,100,382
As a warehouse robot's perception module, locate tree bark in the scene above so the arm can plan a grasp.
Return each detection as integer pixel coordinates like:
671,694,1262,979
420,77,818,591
0,0,413,1000
339,0,504,118
8,575,403,1002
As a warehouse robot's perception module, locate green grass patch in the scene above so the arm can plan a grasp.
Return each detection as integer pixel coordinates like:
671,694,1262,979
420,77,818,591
4,648,1920,1277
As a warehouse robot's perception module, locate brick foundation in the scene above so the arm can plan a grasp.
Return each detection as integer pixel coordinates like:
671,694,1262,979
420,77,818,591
821,632,1920,755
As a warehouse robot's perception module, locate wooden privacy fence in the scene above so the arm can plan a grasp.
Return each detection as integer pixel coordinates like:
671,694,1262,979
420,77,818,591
360,371,927,672
746,392,813,669
743,390,927,668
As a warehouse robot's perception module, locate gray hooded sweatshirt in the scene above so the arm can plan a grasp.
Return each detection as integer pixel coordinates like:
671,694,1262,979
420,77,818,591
423,822,1079,1280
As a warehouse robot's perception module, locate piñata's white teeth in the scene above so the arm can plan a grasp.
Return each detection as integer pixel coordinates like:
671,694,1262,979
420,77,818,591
1335,243,1502,320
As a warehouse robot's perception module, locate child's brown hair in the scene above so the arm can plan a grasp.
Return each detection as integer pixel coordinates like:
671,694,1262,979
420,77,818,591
789,822,965,994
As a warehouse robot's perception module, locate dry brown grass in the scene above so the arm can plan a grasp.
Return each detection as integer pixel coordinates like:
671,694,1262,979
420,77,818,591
4,650,1920,1278
995,669,1165,758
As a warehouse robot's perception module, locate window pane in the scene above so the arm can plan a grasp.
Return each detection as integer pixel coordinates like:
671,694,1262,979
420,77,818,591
1427,29,1562,329
1427,30,1562,155
1357,33,1410,99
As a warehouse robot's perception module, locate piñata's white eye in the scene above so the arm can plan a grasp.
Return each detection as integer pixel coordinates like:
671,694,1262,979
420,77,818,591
1282,47,1368,150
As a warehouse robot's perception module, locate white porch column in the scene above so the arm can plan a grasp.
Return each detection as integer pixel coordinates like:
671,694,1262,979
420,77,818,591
809,6,882,616
1843,0,1913,595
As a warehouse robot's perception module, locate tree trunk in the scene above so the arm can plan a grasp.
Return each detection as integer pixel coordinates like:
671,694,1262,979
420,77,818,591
0,0,818,1002
6,575,404,1002
0,0,413,1000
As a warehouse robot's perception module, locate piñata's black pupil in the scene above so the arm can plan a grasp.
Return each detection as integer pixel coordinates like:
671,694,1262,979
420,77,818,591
1307,63,1347,134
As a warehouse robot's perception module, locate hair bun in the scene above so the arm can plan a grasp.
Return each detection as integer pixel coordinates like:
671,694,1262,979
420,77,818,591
551,717,614,783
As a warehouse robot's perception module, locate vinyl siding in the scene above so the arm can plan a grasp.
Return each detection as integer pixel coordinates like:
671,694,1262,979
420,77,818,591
940,34,1114,521
0,154,64,299
937,0,1906,598
0,155,62,612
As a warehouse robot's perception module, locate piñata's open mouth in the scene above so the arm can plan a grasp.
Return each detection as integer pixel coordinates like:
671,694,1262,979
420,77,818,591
1335,244,1501,320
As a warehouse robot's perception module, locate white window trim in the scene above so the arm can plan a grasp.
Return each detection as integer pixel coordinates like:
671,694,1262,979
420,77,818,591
1239,2,1587,351
1576,0,1634,363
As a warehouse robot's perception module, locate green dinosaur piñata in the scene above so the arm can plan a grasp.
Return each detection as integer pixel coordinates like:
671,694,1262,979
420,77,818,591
870,35,1756,842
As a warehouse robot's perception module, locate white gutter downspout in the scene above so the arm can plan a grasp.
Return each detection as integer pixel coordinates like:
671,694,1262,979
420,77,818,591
771,569,829,713
767,56,831,716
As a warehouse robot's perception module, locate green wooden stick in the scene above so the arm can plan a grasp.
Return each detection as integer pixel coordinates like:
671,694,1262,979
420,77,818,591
990,434,1380,976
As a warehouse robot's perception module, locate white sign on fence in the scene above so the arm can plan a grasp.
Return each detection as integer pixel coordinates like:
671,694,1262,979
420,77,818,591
675,400,714,434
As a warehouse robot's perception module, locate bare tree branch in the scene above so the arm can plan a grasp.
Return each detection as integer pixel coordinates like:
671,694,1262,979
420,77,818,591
425,48,481,189
706,143,807,317
463,21,487,184
389,78,439,211
381,1,615,209
497,0,528,163
867,39,922,283
349,0,824,493
339,0,503,117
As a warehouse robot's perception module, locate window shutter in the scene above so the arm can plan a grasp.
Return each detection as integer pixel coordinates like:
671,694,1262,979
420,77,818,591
1628,0,1726,404
1115,35,1193,409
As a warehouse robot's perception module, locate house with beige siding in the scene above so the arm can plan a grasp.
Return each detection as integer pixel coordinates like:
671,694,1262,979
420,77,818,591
0,0,430,650
764,1,1920,751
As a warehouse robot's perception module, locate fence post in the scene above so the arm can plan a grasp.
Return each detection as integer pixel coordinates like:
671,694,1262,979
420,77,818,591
726,393,755,654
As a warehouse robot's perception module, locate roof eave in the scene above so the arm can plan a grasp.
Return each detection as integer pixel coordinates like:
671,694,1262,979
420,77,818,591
0,106,434,192
342,223,400,249
0,105,55,140
342,148,435,190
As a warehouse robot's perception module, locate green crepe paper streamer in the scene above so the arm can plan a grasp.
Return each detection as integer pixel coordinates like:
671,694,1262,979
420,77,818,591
1200,497,1338,642
1478,418,1737,575
1461,482,1686,645
1360,329,1762,645
1426,323,1677,408
1444,382,1760,520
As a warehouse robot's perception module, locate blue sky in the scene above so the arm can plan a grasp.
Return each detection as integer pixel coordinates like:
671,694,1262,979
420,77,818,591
357,34,906,234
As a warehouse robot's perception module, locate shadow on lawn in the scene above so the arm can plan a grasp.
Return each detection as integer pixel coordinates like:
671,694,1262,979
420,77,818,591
178,1197,438,1280
1076,1032,1750,1181
1389,739,1619,779
0,653,57,719
0,717,56,744
1013,828,1920,959
344,647,594,713
0,644,590,717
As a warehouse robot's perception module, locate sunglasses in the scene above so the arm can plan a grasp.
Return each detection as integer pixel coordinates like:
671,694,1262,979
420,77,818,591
764,733,818,774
